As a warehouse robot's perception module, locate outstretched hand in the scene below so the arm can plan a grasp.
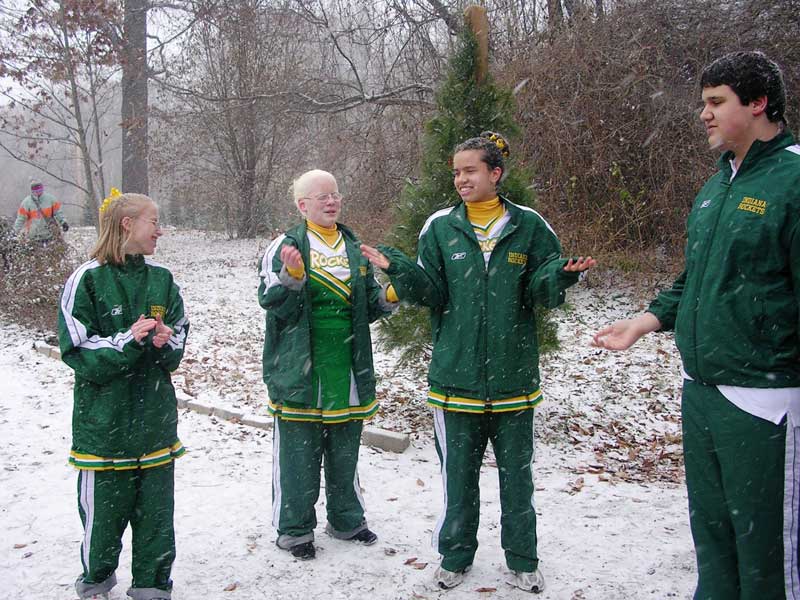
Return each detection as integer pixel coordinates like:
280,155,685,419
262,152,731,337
564,256,597,272
360,244,390,270
280,245,304,271
130,314,157,342
591,313,661,351
151,315,173,349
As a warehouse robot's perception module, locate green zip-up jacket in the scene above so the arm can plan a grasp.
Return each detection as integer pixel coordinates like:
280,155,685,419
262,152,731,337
58,255,189,469
648,130,800,388
258,222,390,407
378,198,579,408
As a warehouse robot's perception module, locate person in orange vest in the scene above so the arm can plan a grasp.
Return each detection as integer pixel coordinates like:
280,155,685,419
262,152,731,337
13,178,69,243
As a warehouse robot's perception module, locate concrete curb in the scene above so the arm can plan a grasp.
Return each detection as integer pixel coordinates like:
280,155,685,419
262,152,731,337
34,342,410,453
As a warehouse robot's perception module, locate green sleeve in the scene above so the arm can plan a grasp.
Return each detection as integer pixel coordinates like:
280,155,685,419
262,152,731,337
58,271,145,384
257,236,305,323
152,276,189,372
364,258,393,323
790,222,800,345
646,268,686,332
524,226,579,309
378,241,446,309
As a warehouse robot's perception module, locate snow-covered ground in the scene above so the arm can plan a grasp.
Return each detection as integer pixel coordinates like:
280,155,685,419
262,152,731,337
0,228,696,599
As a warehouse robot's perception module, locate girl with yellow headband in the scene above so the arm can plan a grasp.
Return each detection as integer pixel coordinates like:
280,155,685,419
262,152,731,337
58,190,189,600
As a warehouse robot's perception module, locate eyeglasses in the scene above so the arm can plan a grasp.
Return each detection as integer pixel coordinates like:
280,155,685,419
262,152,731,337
137,217,161,229
301,192,342,203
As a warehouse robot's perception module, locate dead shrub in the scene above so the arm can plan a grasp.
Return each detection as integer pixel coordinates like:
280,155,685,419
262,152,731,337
500,0,800,261
1,232,78,334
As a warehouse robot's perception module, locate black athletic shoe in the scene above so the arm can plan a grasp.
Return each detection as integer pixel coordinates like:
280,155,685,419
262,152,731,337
348,528,378,545
290,541,316,560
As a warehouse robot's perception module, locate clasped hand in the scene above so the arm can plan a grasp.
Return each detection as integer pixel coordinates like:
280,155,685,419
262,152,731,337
130,314,173,348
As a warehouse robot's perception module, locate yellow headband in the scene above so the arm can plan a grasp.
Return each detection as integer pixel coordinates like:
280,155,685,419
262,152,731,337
99,188,122,213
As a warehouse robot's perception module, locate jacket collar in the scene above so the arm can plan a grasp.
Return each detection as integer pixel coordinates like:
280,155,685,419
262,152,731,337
718,129,796,178
286,220,357,244
119,254,146,272
447,196,522,238
284,221,361,281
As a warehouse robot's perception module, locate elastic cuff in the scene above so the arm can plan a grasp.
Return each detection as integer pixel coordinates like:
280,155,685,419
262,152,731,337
76,572,117,598
378,285,399,312
126,586,172,600
506,556,539,572
440,557,475,573
278,265,306,290
325,520,367,540
276,532,314,549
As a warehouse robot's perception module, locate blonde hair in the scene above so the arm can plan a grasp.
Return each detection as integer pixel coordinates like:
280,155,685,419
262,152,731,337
91,193,155,265
290,169,336,210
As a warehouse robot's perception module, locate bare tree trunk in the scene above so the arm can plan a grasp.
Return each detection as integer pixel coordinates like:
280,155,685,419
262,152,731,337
595,0,605,20
59,3,98,226
121,0,148,194
86,51,106,225
563,0,578,21
548,0,563,28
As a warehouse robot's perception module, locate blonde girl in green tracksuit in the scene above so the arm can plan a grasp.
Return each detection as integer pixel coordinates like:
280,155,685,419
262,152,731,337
259,170,396,561
362,133,596,593
594,52,800,600
58,190,188,600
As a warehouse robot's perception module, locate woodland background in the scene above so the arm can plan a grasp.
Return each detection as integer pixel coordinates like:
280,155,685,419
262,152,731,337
1,0,797,261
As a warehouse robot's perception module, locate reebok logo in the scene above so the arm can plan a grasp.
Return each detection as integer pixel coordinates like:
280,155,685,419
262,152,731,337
451,252,467,261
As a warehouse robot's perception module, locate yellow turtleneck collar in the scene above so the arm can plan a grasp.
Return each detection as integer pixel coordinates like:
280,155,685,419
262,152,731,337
306,219,339,245
465,196,503,227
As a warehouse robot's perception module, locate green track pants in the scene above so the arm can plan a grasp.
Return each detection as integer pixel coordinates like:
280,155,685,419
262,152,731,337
75,463,175,600
682,379,800,600
432,407,538,573
272,418,368,548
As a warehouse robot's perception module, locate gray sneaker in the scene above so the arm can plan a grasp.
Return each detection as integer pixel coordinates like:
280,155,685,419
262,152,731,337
434,565,471,590
507,568,546,593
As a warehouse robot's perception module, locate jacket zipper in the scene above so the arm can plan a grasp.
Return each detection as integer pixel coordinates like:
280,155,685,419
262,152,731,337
689,175,731,382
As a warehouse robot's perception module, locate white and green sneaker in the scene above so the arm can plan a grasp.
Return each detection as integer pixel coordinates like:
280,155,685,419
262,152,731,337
434,565,471,590
507,568,546,593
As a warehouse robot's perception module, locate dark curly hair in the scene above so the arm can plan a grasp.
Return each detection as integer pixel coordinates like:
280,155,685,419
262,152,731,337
700,51,786,124
454,131,511,179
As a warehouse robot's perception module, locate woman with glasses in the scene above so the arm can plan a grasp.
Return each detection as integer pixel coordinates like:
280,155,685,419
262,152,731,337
258,169,397,560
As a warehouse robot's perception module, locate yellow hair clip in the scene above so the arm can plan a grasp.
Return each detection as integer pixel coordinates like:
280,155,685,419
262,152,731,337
483,132,510,158
99,188,122,213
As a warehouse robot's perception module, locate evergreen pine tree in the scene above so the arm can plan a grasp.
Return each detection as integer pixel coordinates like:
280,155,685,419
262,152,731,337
381,29,558,359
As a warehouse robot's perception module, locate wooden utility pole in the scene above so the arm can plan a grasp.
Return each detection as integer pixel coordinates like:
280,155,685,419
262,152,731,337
464,5,489,84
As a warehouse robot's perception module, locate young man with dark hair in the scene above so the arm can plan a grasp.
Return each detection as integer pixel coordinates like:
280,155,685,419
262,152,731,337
594,50,800,599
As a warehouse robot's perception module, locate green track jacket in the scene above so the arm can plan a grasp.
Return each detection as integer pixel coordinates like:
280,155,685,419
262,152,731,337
58,255,189,469
648,130,800,388
258,222,390,407
379,198,579,406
